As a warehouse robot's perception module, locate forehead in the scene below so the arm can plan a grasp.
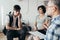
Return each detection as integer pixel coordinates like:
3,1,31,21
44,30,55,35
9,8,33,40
39,8,42,9
47,1,54,6
14,10,20,12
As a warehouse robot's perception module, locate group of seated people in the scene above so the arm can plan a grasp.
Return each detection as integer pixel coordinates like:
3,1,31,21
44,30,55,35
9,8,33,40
3,0,60,40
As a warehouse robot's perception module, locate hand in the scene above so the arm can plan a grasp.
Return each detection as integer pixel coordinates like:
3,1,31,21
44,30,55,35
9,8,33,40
43,24,48,29
18,13,21,19
13,27,17,30
33,27,38,31
12,27,18,30
16,28,21,30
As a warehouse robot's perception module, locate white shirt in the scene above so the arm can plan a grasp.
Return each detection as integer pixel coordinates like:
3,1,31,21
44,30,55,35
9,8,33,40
6,15,21,27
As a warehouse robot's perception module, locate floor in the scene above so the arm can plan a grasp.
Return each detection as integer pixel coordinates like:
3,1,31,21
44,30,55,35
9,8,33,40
0,32,30,40
0,32,18,40
0,32,6,40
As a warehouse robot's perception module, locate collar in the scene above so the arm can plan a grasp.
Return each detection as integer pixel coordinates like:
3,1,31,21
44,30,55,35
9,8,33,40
51,15,60,21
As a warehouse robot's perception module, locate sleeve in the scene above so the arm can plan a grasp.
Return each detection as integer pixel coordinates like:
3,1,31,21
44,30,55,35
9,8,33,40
54,19,60,36
52,18,60,40
54,26,60,36
53,27,60,40
6,16,9,24
53,19,60,40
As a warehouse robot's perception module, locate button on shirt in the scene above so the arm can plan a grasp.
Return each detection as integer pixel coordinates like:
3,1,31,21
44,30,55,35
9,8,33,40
44,15,60,40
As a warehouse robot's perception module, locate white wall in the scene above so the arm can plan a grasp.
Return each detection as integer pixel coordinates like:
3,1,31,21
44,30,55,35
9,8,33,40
0,0,46,31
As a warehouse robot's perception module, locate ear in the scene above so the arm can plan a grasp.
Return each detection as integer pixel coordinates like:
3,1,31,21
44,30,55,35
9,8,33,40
54,6,57,11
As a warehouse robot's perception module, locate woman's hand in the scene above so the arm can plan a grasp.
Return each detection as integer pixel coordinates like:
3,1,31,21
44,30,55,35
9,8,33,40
43,24,48,29
33,26,38,31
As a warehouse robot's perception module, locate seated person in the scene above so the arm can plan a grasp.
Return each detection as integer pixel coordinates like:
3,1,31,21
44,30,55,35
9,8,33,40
27,5,51,40
34,5,47,35
44,0,60,40
6,5,26,40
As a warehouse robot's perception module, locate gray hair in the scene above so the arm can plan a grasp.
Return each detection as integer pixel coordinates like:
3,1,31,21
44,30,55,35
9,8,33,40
51,0,60,10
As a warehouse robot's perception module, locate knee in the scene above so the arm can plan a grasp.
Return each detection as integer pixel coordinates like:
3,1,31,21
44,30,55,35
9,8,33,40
33,36,40,40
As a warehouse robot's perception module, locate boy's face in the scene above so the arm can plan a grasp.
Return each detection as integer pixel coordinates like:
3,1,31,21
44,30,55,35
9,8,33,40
14,10,20,16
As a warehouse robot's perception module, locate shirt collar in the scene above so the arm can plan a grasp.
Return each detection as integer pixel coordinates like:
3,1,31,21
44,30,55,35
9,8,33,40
51,15,60,22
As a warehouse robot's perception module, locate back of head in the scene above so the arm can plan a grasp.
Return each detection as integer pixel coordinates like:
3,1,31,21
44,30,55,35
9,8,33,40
50,0,60,10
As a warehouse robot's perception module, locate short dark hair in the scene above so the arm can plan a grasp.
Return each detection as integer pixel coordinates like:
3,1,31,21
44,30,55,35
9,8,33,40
50,0,60,10
37,5,46,13
14,5,21,11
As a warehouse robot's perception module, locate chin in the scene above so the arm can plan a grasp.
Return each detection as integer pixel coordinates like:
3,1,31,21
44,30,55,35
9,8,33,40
14,15,17,16
47,14,52,16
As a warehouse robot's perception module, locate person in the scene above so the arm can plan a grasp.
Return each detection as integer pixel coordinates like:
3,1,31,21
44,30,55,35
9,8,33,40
6,5,26,40
27,5,50,40
29,5,52,40
34,5,47,35
45,0,60,40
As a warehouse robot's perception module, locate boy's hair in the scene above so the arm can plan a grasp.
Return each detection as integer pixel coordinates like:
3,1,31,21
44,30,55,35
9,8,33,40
14,5,21,11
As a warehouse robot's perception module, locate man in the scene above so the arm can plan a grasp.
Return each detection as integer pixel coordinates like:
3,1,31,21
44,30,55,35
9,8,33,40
6,5,26,40
45,0,60,40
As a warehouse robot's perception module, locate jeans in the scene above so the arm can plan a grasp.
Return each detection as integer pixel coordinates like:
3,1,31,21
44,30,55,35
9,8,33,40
6,28,27,40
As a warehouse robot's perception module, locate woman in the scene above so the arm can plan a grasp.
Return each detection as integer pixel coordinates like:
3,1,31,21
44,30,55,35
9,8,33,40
34,5,47,35
27,5,51,40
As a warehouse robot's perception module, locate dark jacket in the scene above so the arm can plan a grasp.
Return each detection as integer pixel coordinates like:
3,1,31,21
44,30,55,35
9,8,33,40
9,15,18,28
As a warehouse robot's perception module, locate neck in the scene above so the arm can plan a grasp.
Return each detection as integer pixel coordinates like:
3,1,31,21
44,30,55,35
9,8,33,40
39,13,44,16
13,15,18,17
52,11,60,18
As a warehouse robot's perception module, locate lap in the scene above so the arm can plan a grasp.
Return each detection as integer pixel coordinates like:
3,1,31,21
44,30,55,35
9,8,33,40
6,30,20,37
29,31,45,39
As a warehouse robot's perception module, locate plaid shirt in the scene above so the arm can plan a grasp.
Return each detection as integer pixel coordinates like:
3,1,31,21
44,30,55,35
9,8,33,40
44,15,60,40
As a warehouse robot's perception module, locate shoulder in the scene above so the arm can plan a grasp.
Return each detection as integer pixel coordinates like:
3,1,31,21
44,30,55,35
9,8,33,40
54,16,60,24
36,15,39,19
6,16,10,23
36,15,39,17
6,15,10,20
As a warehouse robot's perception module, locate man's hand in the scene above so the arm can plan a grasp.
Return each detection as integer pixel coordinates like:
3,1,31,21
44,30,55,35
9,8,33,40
18,13,21,19
6,26,18,30
12,26,22,30
16,28,22,30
